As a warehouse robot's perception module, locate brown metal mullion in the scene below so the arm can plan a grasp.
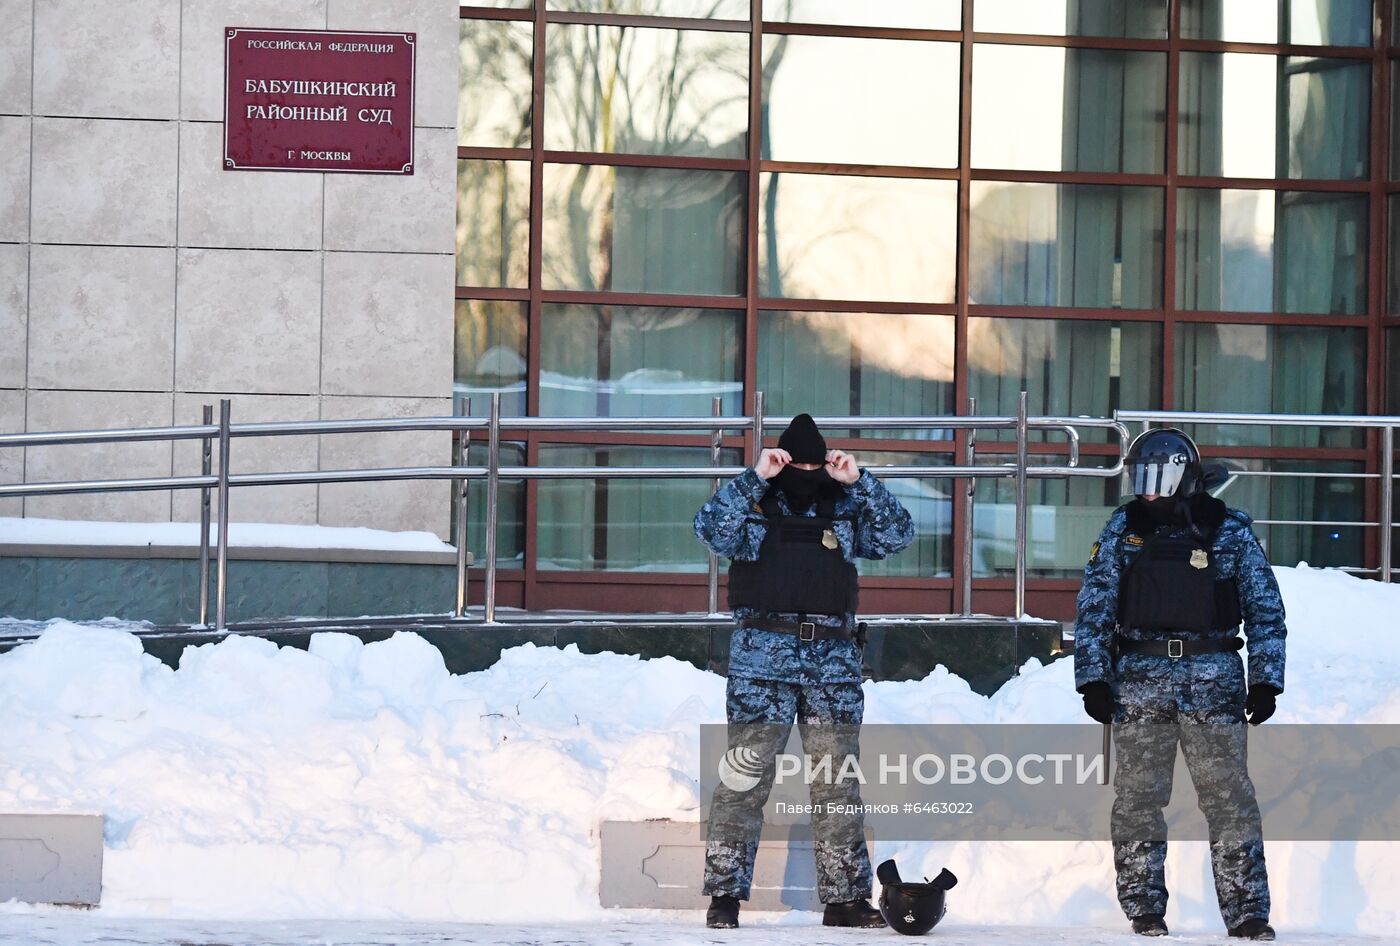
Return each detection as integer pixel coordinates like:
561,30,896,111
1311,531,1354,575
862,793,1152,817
1178,175,1371,192
969,32,1168,52
545,11,751,32
743,1,761,464
540,288,746,309
543,149,748,171
521,0,547,611
761,160,959,180
1172,310,1371,327
524,431,747,449
1162,0,1181,413
967,305,1164,322
969,167,1166,186
761,22,960,43
459,6,532,23
1177,38,1374,59
972,440,1368,462
526,431,961,456
458,145,531,161
758,297,957,315
456,286,531,301
1366,5,1390,575
951,0,974,615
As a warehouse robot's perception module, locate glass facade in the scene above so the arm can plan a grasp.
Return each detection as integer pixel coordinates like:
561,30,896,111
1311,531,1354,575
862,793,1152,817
457,1,1396,610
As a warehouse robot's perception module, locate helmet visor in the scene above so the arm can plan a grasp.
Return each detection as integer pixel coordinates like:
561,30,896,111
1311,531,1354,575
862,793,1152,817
1127,451,1188,497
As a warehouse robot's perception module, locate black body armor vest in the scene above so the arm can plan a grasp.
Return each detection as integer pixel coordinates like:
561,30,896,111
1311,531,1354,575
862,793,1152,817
1118,528,1242,633
727,492,859,617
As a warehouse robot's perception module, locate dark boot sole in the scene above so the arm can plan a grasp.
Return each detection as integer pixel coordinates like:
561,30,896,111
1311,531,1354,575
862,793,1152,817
822,917,887,928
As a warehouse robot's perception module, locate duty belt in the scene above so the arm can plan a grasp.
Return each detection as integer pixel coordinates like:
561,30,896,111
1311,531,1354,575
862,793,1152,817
1116,635,1244,658
739,617,857,643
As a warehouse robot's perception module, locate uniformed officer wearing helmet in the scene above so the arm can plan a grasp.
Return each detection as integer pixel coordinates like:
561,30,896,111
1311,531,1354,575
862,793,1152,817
695,413,914,930
1074,428,1286,941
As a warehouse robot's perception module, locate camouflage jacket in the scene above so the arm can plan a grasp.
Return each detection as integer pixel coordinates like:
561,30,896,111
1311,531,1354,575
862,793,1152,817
694,467,915,684
1073,494,1287,693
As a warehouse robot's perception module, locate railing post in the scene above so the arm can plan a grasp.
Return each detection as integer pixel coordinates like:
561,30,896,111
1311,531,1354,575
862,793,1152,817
453,397,471,618
484,392,501,623
1014,391,1029,619
197,404,213,627
215,398,231,631
1383,424,1394,582
707,395,723,615
750,390,765,465
961,396,977,617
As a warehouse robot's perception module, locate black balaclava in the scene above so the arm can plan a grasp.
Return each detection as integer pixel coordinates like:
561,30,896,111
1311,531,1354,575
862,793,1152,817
1143,495,1180,524
773,413,833,507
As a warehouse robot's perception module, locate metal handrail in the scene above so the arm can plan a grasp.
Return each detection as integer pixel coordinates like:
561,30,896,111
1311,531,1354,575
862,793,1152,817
0,392,1121,629
7,398,1396,628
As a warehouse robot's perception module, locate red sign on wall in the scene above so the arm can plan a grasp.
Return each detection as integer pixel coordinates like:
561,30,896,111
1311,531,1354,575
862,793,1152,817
224,27,415,174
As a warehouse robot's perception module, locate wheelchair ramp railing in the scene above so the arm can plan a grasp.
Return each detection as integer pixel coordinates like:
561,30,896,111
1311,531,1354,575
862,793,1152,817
7,394,1390,630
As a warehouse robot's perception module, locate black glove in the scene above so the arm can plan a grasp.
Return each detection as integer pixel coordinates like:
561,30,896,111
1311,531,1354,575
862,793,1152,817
1245,684,1280,726
1080,682,1114,725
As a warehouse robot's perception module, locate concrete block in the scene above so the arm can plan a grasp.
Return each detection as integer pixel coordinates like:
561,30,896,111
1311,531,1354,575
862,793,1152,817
320,252,453,398
34,0,180,119
181,0,330,122
177,121,324,250
0,243,26,389
171,392,320,526
0,0,33,115
600,819,875,911
317,395,451,537
174,248,321,393
324,126,455,253
28,245,176,391
31,118,178,246
0,387,23,518
0,813,104,906
24,390,174,522
0,115,28,241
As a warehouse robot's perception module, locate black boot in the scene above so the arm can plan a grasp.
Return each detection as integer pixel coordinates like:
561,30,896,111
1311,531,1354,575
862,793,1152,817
706,895,740,929
822,898,887,928
1228,918,1276,941
1131,913,1168,936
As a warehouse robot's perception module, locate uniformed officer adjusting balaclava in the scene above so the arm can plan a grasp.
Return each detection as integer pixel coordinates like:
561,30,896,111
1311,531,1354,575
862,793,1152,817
774,413,834,508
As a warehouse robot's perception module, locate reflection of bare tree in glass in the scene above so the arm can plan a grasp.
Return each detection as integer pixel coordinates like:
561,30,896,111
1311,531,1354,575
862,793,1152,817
541,10,748,416
458,21,533,291
459,21,532,148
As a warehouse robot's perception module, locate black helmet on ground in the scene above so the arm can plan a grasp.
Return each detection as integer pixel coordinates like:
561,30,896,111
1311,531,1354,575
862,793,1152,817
877,859,957,935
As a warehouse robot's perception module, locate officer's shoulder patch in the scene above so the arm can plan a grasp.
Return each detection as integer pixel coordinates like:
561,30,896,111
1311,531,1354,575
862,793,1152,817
1090,541,1100,561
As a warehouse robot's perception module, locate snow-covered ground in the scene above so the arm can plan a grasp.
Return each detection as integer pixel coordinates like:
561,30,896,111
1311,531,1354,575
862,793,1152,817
1,564,1397,943
4,913,1398,946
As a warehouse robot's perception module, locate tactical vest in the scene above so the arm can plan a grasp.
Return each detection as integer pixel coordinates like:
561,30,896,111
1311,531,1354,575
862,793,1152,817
727,492,859,617
1118,527,1242,633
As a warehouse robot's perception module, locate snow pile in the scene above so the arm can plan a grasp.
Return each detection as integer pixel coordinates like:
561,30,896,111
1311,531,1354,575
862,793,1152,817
0,516,454,554
0,564,1396,934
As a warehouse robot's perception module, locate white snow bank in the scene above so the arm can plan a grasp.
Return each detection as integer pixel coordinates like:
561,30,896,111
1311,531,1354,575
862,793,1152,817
0,517,454,554
0,564,1395,934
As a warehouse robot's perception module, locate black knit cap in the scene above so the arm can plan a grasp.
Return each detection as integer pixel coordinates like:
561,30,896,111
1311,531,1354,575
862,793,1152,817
777,413,827,464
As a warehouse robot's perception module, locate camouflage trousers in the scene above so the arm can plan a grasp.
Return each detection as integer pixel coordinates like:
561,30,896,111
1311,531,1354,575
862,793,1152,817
703,675,872,903
1111,652,1270,929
